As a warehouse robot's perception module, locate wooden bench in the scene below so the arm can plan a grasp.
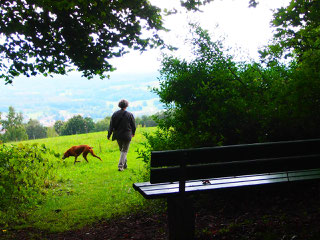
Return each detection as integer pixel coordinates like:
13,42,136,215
133,138,320,240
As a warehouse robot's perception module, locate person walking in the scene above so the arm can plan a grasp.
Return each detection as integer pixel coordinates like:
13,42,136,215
107,99,136,171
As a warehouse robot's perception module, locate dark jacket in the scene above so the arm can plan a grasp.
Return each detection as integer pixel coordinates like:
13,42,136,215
107,109,136,141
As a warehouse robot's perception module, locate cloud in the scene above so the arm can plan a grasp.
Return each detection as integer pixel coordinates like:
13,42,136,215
14,91,40,96
108,84,133,91
59,90,73,97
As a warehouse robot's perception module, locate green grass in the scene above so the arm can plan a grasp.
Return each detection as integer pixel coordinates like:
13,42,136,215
15,127,156,232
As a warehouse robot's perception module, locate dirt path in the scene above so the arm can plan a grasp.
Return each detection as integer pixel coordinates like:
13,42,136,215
2,182,320,240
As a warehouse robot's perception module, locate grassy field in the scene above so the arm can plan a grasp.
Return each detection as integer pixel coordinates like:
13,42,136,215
15,127,156,232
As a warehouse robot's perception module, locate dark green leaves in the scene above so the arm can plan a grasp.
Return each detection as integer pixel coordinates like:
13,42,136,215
0,0,261,84
0,0,165,84
264,0,320,65
151,23,320,150
0,143,59,226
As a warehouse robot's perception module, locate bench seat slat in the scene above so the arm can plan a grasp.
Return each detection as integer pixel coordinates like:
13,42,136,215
134,169,320,199
290,174,320,181
138,172,289,191
136,169,320,192
288,169,320,177
289,169,320,181
139,176,289,199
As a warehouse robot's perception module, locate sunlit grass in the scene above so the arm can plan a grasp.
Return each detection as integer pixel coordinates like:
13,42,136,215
15,127,156,232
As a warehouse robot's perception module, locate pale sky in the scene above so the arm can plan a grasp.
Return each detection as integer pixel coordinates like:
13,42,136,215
109,0,291,75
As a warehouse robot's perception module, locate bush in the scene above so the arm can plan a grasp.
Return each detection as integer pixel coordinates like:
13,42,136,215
138,24,320,168
136,127,179,181
0,143,59,227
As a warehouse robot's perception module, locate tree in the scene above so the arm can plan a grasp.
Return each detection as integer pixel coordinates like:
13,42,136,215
46,126,59,138
260,0,320,67
148,23,320,151
153,24,259,148
94,116,110,132
0,0,164,84
136,115,157,127
0,106,28,142
54,120,64,135
259,0,320,140
25,119,47,139
84,117,95,133
0,0,259,84
61,115,87,135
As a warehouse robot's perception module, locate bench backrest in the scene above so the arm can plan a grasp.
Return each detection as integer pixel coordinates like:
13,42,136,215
150,138,320,184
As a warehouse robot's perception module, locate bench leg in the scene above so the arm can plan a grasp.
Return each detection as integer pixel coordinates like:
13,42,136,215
167,196,195,240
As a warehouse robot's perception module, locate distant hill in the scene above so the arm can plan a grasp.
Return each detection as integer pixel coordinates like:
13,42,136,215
0,72,163,126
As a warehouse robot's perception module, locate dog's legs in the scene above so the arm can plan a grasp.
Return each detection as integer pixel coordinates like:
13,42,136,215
82,152,89,163
89,150,102,161
74,155,80,164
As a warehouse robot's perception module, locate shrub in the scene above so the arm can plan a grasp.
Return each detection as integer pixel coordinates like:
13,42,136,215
0,143,59,227
138,24,320,169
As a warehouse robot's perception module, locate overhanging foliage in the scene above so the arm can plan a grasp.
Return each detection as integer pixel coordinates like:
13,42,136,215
0,0,259,84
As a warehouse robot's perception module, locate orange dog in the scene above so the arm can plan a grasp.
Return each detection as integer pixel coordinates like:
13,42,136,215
62,145,102,164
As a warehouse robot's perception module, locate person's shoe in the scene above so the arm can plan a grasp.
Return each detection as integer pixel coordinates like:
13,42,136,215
118,168,124,171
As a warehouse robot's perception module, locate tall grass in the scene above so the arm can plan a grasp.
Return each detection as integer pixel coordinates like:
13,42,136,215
13,127,157,232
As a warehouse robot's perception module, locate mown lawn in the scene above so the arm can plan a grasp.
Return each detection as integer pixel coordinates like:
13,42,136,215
15,127,156,232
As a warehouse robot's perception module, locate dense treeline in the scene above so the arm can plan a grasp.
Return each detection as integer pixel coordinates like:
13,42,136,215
141,0,320,155
0,107,158,142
